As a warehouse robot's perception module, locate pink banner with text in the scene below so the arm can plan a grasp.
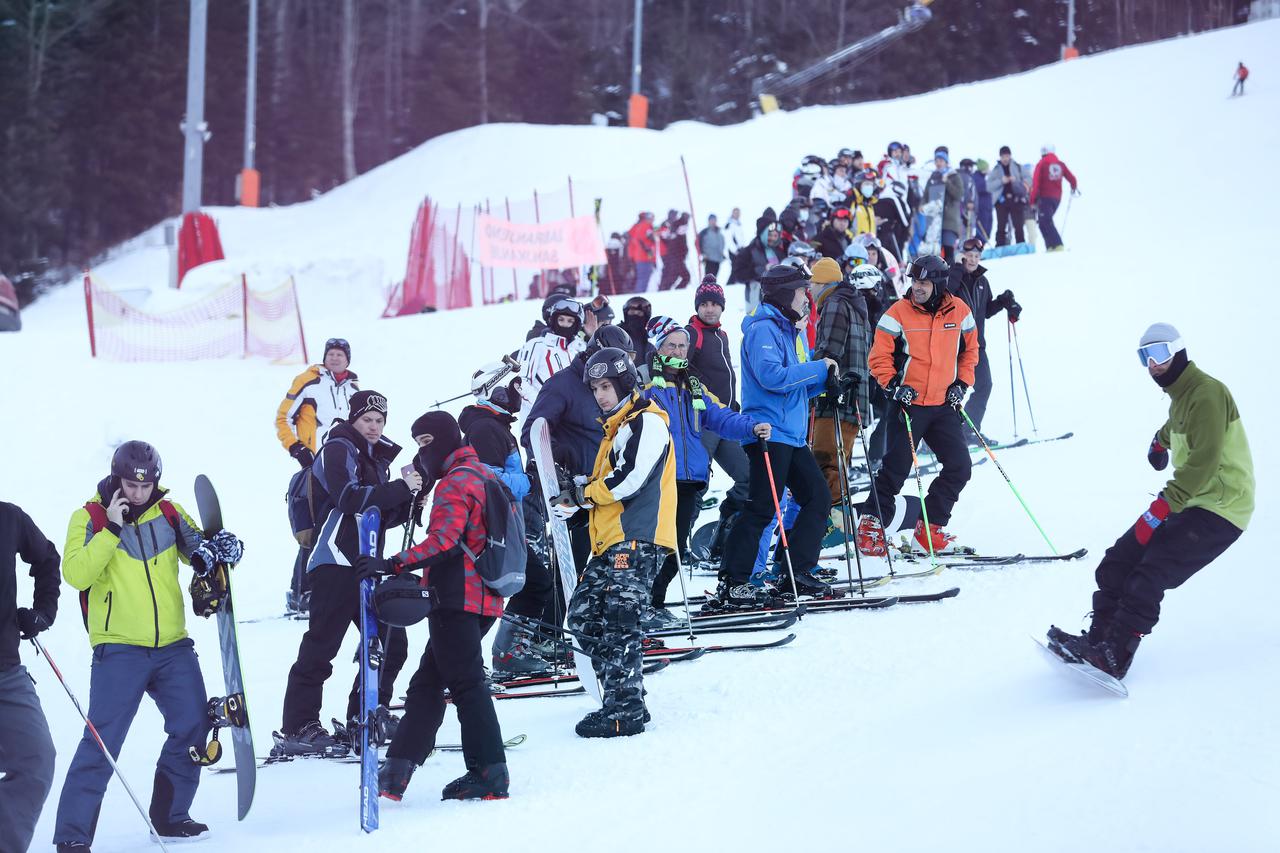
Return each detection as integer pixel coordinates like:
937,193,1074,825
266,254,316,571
475,214,605,268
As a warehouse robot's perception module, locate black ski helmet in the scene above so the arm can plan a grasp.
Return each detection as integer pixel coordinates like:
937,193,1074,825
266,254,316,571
583,346,639,402
905,254,949,287
372,574,433,627
545,296,584,340
760,263,811,299
587,323,636,357
622,296,651,324
111,440,162,484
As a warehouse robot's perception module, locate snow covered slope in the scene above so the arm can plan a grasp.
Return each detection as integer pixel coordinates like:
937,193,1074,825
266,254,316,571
7,19,1279,853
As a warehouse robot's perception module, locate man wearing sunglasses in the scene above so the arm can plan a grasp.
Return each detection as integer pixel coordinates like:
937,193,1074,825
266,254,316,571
276,337,360,614
1048,324,1253,681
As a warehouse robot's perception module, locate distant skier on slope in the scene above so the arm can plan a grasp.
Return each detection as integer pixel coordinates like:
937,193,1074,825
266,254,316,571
1047,324,1253,681
1231,61,1248,97
54,441,243,848
1030,144,1079,252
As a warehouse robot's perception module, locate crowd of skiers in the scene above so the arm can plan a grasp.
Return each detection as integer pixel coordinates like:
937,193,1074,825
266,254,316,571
2,139,1257,853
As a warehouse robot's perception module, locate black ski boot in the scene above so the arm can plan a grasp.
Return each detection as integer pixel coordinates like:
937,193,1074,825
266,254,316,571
271,720,349,758
56,844,91,852
1086,625,1143,679
575,711,644,739
379,757,417,801
441,762,510,800
787,569,842,599
151,818,210,842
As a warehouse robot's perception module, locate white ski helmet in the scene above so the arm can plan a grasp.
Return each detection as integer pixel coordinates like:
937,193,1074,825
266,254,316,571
849,265,883,291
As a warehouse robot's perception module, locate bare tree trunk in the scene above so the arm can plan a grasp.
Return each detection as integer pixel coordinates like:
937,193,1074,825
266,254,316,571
270,0,290,112
340,0,359,181
478,0,489,124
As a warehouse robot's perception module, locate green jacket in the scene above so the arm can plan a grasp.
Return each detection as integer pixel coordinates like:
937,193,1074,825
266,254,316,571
63,486,204,648
1156,362,1254,531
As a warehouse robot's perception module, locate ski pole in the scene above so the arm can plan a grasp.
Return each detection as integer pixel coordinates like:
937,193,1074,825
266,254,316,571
1060,192,1074,240
760,446,803,602
958,408,1058,554
1011,321,1039,434
671,548,696,645
830,400,866,596
900,409,938,570
30,637,171,852
401,489,420,551
1007,319,1018,438
852,400,895,577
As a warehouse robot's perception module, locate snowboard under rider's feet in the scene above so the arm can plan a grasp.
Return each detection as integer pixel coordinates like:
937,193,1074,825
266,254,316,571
441,762,510,800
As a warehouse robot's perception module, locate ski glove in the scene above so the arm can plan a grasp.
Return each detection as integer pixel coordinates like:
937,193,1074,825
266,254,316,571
210,530,244,565
190,542,218,577
289,442,315,468
16,607,53,640
1147,434,1169,471
1133,495,1170,546
354,554,399,582
999,290,1022,323
945,381,968,408
551,484,592,521
891,384,918,406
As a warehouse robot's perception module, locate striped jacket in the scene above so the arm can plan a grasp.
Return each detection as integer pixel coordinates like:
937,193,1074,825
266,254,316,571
515,331,573,413
392,447,503,616
869,292,979,407
275,365,360,453
584,395,678,556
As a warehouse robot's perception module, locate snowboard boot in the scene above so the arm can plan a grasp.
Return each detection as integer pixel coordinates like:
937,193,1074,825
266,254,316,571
912,520,956,555
441,762,510,800
640,607,681,631
1046,624,1093,661
1085,625,1143,680
272,720,349,758
575,711,645,739
379,757,417,801
150,818,210,842
855,515,888,557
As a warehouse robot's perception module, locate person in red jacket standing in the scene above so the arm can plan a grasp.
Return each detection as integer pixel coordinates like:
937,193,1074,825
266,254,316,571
1030,145,1078,252
1231,61,1248,97
627,212,658,292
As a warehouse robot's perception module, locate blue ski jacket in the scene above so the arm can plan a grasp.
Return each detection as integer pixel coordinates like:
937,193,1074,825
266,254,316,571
739,304,828,447
642,376,756,483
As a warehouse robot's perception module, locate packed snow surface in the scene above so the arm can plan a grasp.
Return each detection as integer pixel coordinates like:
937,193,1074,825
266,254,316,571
7,20,1278,853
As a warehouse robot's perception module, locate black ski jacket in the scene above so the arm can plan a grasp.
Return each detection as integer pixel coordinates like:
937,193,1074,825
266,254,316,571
520,355,603,477
946,263,1004,349
1,502,60,670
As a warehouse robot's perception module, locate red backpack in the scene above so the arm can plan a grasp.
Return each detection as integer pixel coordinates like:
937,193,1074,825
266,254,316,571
79,499,183,630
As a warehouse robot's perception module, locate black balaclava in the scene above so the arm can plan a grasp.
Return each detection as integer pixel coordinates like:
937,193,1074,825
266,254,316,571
410,411,463,486
1154,349,1189,388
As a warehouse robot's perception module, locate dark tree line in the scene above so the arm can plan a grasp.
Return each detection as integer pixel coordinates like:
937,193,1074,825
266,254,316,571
0,0,1248,299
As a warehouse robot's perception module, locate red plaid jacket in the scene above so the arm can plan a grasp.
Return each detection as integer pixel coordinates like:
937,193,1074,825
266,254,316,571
393,446,503,617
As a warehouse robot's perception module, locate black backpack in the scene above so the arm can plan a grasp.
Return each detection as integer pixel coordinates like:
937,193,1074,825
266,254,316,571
456,466,527,597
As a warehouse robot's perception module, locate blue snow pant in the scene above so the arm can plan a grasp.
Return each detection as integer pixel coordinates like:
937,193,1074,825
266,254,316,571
54,639,209,846
1037,197,1063,249
634,261,655,292
0,665,56,853
753,491,799,577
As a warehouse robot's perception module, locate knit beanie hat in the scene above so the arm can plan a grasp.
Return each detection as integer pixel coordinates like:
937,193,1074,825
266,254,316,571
811,257,843,285
694,276,726,310
348,390,388,422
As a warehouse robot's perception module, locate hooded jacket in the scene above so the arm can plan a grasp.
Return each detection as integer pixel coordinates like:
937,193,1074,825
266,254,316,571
686,315,738,410
583,395,678,555
1,502,59,667
459,402,530,502
63,479,203,649
275,365,360,453
520,354,604,478
869,291,979,406
308,421,411,569
642,368,756,483
1155,362,1254,531
739,303,828,447
1030,153,1078,203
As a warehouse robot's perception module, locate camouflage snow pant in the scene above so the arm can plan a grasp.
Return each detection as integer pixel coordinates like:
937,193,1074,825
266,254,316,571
567,540,667,722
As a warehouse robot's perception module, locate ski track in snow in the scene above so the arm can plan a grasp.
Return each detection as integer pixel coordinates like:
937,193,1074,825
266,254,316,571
6,20,1280,853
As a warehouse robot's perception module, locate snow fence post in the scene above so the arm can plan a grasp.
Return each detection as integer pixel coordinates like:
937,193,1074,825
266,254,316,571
83,271,97,358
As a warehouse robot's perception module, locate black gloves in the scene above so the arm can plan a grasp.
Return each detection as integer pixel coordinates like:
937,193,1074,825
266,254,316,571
999,290,1023,323
945,381,968,408
891,384,918,406
1148,433,1169,471
289,442,315,468
16,608,53,640
354,554,398,582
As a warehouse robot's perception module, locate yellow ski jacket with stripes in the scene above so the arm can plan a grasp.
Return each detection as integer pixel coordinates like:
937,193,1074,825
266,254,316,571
275,365,360,453
584,394,678,556
63,479,204,648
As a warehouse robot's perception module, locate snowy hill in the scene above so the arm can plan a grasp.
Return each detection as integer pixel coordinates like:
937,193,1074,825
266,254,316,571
6,19,1279,853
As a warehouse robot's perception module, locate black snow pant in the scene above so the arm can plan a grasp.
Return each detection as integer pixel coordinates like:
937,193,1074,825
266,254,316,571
651,481,706,607
861,404,972,528
0,665,55,853
658,257,691,290
1038,197,1063,249
703,260,721,278
723,442,831,582
281,563,409,732
290,545,313,598
387,610,505,768
995,200,1025,245
964,347,993,434
1092,507,1241,637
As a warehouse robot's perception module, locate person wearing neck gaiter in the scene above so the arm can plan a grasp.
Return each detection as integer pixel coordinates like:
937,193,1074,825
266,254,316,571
1047,324,1254,681
365,410,510,802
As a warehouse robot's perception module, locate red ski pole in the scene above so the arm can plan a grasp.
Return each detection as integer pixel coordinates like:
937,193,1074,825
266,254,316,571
761,446,802,602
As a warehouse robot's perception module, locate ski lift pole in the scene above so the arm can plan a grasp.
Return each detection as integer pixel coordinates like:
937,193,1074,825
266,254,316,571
31,637,170,851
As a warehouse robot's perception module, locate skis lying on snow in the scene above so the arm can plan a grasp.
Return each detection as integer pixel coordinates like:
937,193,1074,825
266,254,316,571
221,734,530,771
646,611,801,638
494,659,672,701
1032,635,1127,698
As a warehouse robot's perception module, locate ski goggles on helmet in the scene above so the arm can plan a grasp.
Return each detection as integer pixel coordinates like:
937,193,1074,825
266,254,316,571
1137,338,1184,367
547,297,584,321
962,237,985,253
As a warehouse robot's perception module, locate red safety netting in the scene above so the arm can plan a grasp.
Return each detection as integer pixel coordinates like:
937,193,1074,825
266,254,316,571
384,199,472,317
84,273,307,363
